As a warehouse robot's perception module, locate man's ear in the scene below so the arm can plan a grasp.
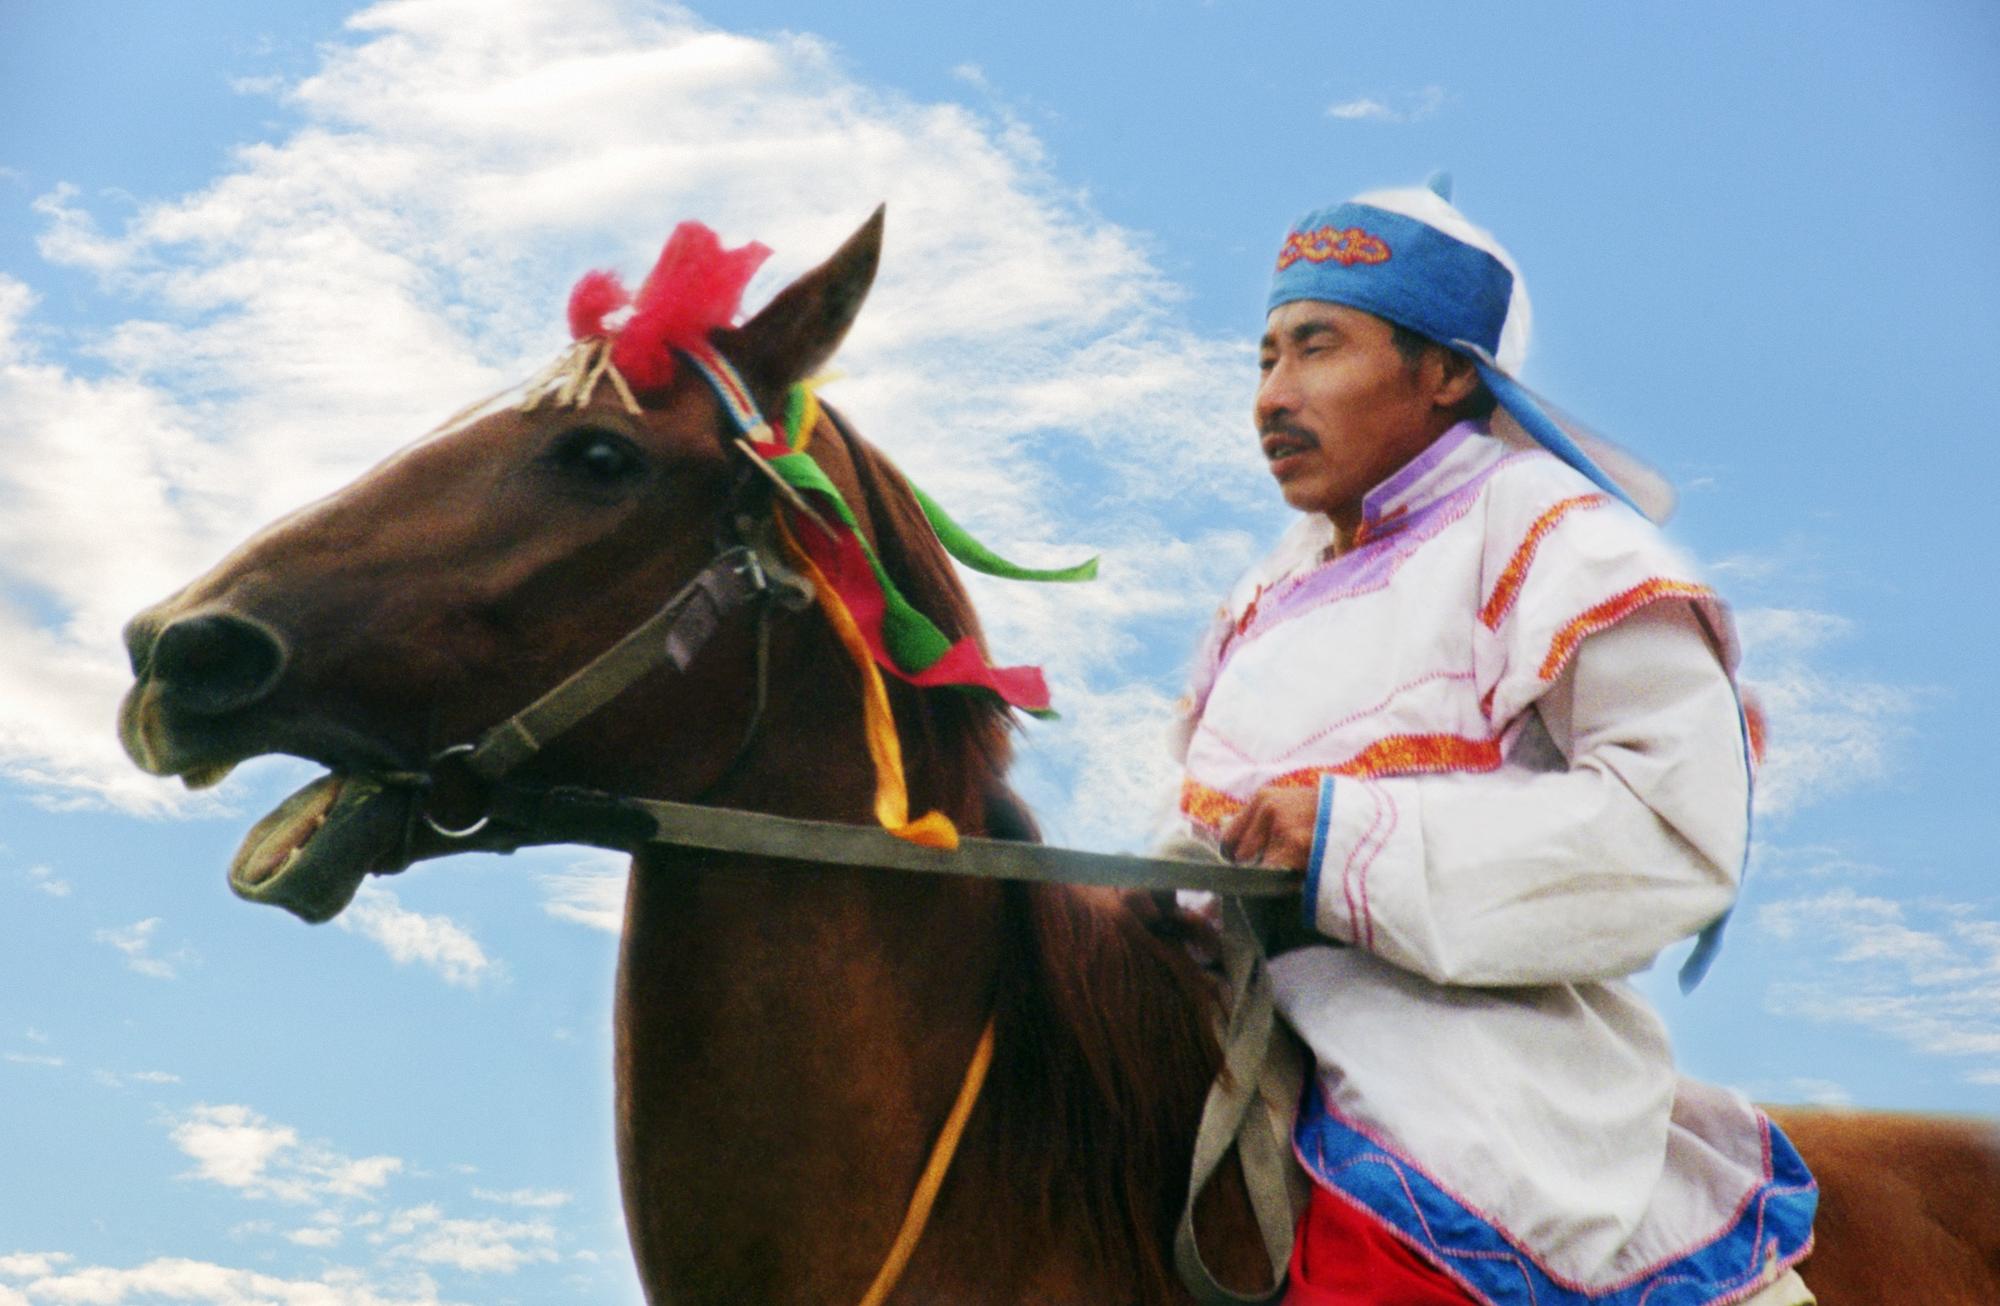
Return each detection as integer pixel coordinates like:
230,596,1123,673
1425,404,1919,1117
1431,348,1482,413
713,206,884,409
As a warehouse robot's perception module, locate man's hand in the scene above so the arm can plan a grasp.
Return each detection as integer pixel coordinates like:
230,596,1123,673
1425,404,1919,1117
1219,784,1322,870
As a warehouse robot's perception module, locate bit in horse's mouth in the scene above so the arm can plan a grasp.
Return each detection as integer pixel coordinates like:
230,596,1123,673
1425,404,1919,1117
227,771,417,924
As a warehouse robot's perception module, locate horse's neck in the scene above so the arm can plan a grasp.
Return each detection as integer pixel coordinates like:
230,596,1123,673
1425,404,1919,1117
611,665,1014,1303
611,632,1249,1302
616,845,1006,1300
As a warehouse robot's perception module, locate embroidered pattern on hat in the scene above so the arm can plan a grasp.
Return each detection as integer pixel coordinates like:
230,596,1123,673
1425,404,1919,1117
1277,225,1393,271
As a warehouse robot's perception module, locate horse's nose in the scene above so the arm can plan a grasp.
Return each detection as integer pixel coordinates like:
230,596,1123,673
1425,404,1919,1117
123,612,162,679
147,610,288,715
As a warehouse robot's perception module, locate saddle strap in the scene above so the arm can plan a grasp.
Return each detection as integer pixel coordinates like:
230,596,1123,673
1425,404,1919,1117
1174,897,1308,1305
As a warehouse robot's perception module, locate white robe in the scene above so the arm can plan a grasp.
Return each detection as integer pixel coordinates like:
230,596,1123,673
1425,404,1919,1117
1169,424,1815,1304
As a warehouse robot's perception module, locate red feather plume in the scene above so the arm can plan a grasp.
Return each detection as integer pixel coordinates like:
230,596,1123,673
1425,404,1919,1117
565,222,772,392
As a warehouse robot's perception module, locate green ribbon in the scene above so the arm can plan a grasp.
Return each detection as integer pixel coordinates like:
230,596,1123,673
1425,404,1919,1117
766,450,955,676
767,386,1093,715
907,483,1099,584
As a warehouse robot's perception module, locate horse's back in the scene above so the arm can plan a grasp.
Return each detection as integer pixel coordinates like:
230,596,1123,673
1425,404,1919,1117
1769,1106,2000,1305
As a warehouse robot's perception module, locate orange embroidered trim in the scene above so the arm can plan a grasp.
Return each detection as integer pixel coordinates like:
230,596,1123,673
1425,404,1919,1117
1478,494,1609,630
1180,734,1503,826
1538,579,1718,681
1277,225,1392,271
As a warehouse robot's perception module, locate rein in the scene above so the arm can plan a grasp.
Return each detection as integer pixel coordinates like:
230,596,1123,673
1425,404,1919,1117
391,342,1299,1304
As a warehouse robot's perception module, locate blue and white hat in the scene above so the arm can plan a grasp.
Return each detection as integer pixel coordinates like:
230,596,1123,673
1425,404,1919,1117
1269,176,1673,521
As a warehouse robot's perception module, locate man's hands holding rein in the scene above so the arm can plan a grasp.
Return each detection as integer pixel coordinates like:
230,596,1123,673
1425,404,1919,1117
1219,785,1321,872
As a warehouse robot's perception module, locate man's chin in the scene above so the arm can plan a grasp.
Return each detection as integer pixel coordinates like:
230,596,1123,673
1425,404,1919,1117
1273,471,1341,519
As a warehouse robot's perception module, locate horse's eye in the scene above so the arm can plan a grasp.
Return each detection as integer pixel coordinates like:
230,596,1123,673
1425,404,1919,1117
548,427,646,487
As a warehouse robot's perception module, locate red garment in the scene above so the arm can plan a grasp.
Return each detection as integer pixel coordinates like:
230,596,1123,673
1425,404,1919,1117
1286,1184,1480,1305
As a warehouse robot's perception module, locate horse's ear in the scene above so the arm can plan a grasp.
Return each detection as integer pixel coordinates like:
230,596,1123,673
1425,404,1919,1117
717,205,883,402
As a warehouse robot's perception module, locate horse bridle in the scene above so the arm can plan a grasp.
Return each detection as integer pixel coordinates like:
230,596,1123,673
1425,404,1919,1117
406,349,817,842
375,342,1304,1306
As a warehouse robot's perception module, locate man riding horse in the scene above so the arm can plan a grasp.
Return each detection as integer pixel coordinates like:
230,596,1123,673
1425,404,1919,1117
1167,178,1819,1304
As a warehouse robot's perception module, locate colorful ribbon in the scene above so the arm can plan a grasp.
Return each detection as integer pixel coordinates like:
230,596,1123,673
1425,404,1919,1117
680,343,1095,849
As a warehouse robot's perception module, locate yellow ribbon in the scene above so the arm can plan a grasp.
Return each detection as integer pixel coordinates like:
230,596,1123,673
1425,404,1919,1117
775,511,958,851
856,1017,996,1306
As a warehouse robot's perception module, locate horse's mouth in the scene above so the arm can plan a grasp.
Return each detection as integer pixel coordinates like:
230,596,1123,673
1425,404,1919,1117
226,771,418,923
121,681,433,923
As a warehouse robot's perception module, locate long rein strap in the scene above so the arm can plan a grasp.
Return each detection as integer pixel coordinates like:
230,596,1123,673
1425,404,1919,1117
489,784,1303,896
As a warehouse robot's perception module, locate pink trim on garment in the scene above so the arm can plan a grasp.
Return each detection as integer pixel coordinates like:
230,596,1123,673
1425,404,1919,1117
1314,1154,1529,1304
1356,782,1399,952
1337,779,1387,943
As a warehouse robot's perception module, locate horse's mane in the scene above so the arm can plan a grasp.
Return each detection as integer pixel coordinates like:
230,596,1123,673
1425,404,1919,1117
824,409,1227,1300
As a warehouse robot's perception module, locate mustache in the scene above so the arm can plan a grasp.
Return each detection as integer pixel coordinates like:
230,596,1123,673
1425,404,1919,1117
1258,419,1320,446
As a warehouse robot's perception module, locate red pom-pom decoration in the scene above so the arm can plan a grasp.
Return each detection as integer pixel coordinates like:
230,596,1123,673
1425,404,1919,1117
567,269,631,340
567,222,772,393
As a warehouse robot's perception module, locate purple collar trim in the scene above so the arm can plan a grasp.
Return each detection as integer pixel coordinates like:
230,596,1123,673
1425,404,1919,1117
1361,421,1481,526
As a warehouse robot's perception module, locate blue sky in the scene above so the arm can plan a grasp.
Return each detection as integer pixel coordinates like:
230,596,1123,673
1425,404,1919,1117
2,1,1996,1300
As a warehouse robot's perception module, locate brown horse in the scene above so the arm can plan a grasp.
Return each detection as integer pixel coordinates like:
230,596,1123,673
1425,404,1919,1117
118,212,1999,1304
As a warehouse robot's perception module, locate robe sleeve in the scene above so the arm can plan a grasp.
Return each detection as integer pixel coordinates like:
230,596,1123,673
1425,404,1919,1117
1301,598,1750,986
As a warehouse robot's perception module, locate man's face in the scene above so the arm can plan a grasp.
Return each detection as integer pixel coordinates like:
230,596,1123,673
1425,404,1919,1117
1255,301,1452,526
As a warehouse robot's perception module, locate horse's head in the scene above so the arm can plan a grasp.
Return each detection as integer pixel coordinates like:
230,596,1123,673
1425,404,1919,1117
119,211,890,921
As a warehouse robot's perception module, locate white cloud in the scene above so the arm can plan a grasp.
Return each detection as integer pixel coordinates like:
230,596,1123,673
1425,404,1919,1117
1748,841,1885,880
1782,1077,1854,1107
285,1213,344,1248
1327,85,1446,123
470,1187,572,1209
7,1256,452,1305
375,1206,557,1274
1733,604,1918,819
2,0,1272,846
337,885,494,988
4,1053,65,1069
94,1068,182,1090
22,866,70,897
93,917,193,979
1733,606,1853,655
537,855,625,934
1758,889,2000,1086
170,1104,403,1205
1328,97,1395,122
0,1254,72,1278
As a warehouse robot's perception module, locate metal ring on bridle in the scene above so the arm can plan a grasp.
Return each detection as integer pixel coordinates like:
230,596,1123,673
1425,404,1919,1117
421,742,493,839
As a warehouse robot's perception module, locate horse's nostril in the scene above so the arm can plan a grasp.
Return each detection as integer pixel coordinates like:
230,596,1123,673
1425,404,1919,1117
151,611,288,715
